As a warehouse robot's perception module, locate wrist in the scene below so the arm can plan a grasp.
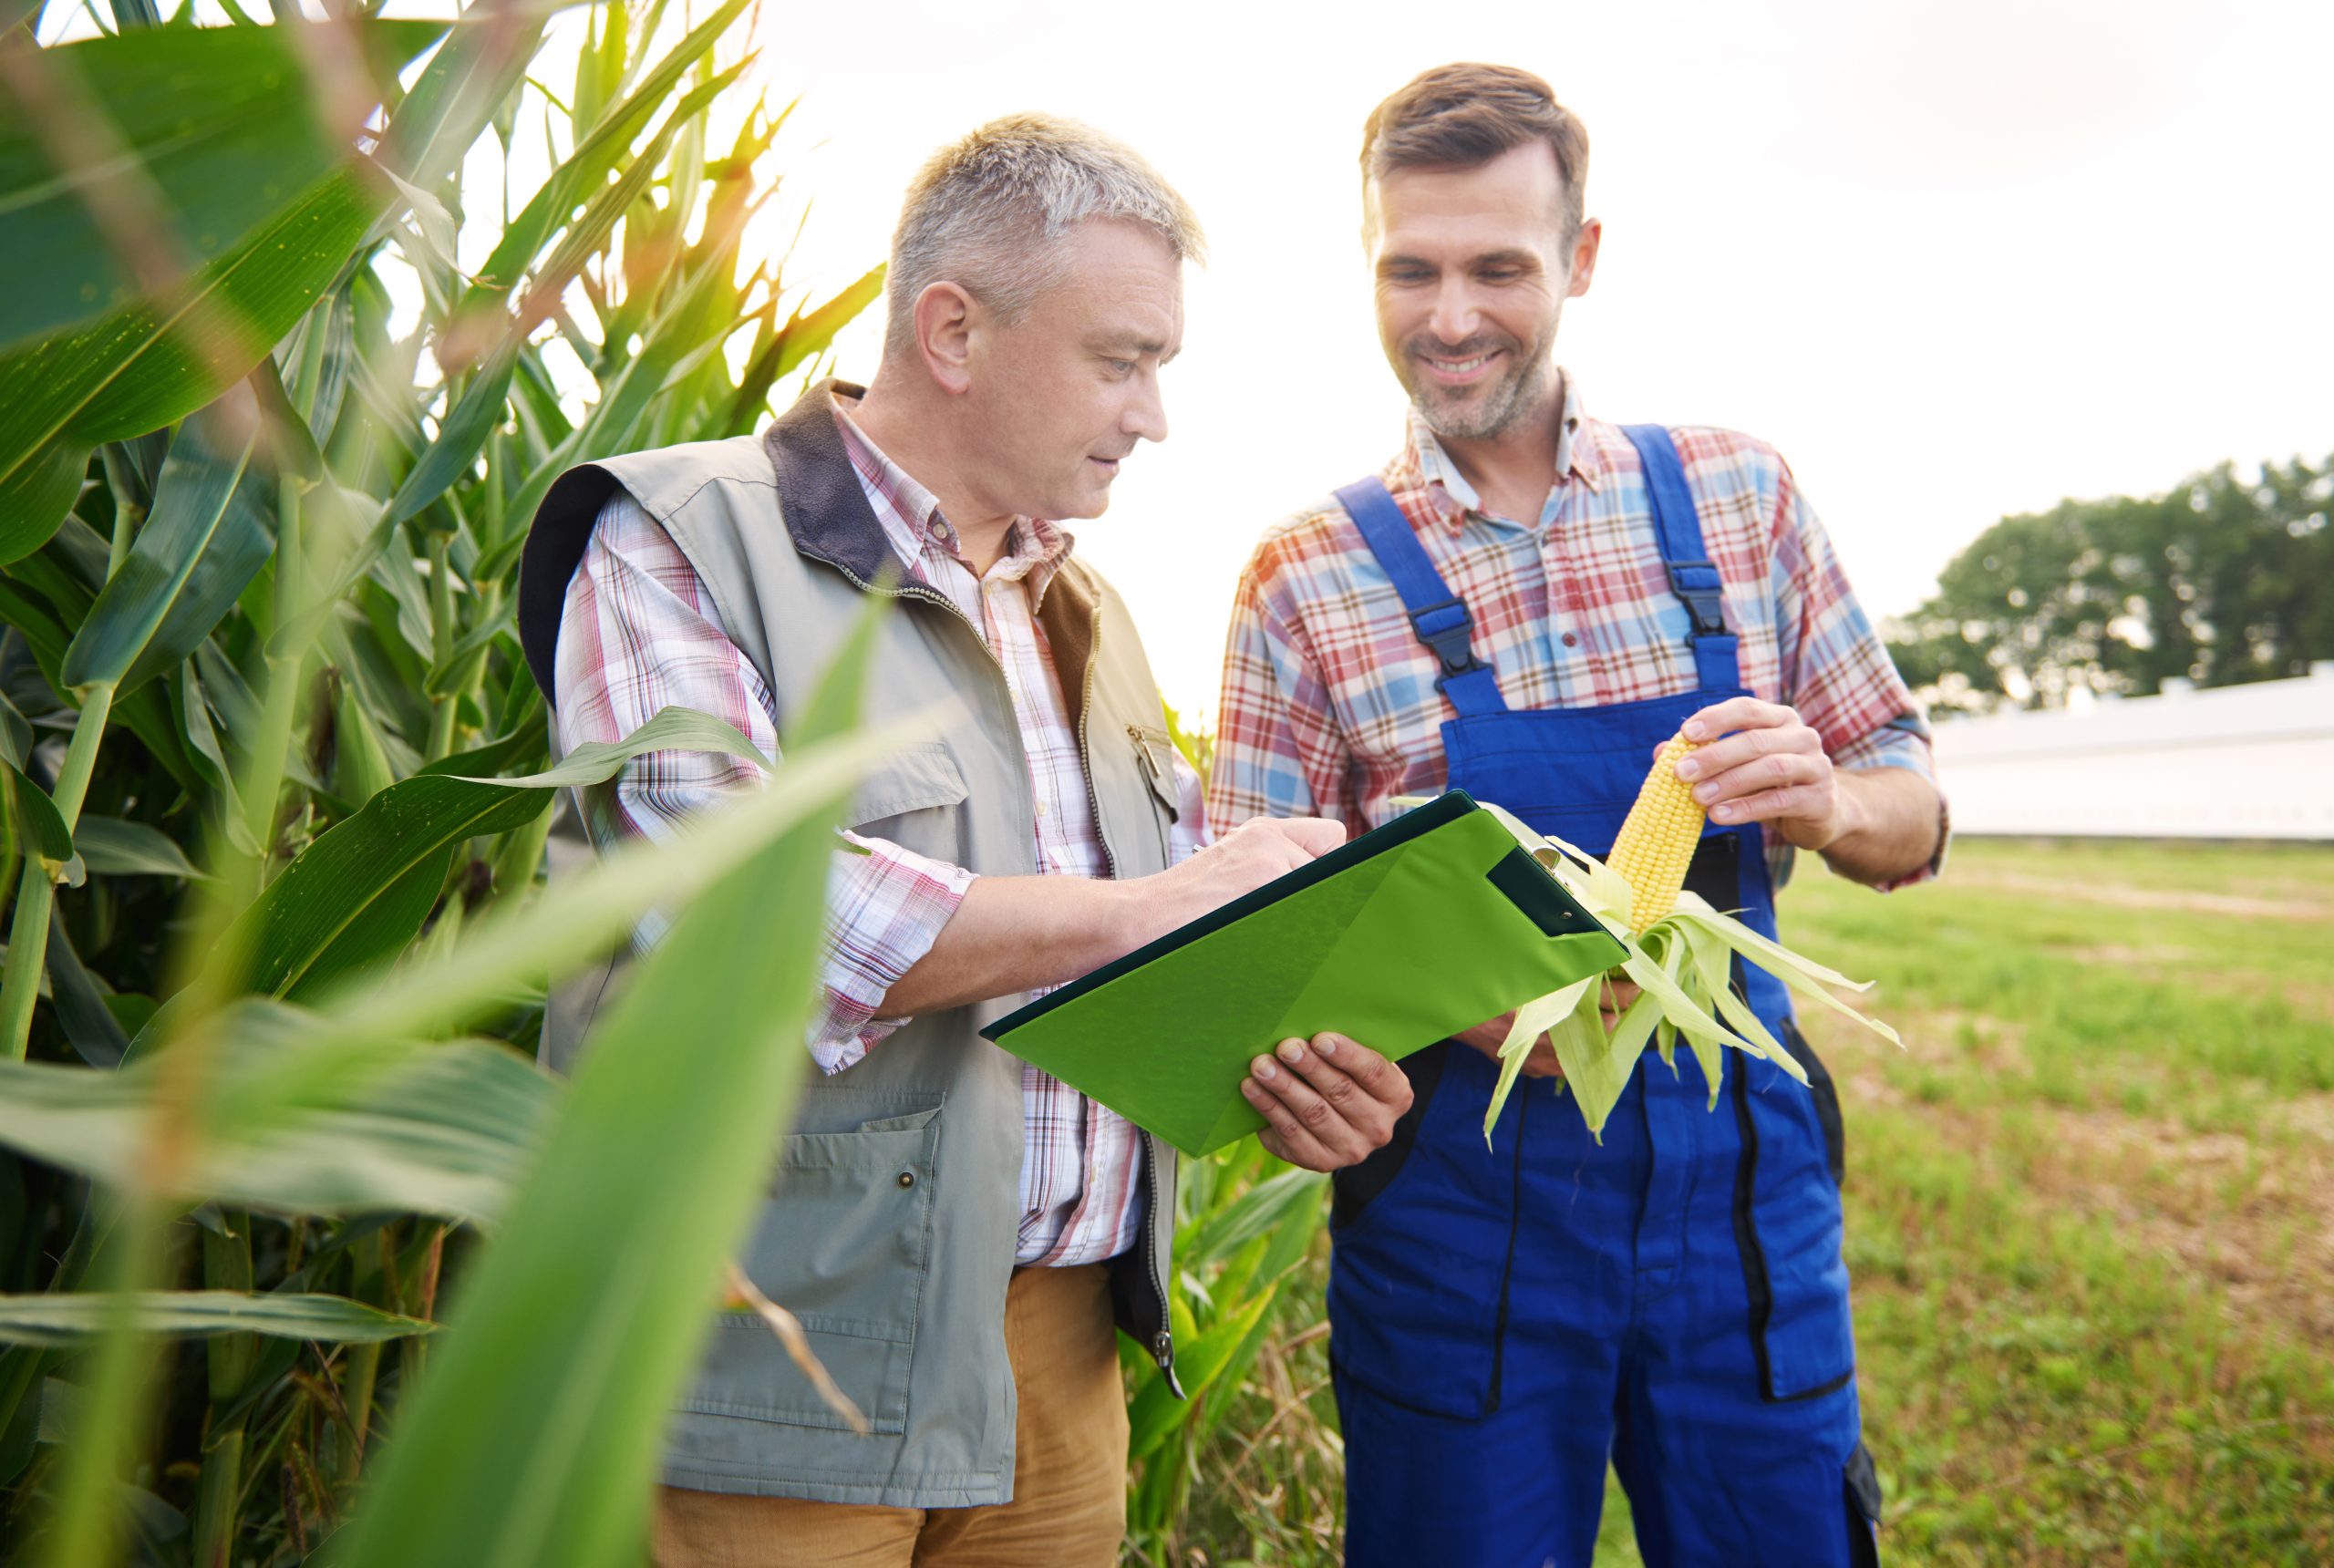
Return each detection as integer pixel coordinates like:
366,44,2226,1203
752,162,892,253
1095,876,1155,959
1800,778,1868,856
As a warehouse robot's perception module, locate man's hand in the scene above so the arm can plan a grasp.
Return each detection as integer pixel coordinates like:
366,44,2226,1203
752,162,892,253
1668,697,1854,852
1239,1032,1414,1171
1138,816,1347,936
1666,697,1945,886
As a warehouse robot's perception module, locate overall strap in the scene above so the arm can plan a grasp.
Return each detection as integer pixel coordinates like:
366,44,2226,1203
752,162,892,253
1333,478,1507,716
1617,425,1740,691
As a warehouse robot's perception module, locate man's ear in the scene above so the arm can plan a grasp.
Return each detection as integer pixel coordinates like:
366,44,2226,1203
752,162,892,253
912,281,978,396
1565,218,1604,300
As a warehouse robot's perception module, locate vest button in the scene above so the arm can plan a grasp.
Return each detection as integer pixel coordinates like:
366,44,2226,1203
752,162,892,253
896,1171,916,1189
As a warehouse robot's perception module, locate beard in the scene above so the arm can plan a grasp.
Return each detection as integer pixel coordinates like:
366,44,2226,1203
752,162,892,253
1393,319,1560,442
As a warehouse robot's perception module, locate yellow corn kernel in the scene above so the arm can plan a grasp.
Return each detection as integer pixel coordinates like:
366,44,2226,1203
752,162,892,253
1607,736,1706,933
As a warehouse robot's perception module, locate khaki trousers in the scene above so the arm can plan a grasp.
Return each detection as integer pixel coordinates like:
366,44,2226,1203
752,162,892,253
654,1262,1129,1567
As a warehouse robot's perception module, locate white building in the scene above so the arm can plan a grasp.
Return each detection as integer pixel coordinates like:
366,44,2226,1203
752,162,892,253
1927,664,2334,841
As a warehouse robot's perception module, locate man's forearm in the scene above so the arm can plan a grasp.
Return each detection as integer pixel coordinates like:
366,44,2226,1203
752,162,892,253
876,874,1140,1019
1812,767,1944,887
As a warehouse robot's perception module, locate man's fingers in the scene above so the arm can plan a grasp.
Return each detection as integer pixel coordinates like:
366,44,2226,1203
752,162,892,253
1680,696,1797,742
1309,1033,1412,1109
1246,1047,1365,1157
1675,725,1817,783
1274,817,1348,857
1708,784,1822,826
1694,750,1824,808
1242,1073,1338,1168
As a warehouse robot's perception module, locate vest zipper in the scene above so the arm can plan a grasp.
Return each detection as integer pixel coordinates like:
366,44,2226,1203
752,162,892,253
1072,602,1179,1395
842,563,1181,1391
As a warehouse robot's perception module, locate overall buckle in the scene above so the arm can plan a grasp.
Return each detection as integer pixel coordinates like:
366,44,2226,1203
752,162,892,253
1666,561,1728,636
1408,597,1490,690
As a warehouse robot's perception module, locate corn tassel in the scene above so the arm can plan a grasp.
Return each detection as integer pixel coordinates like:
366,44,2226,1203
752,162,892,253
1606,735,1705,933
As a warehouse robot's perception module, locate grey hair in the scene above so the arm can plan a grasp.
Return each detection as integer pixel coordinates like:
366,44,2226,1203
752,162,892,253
883,112,1206,358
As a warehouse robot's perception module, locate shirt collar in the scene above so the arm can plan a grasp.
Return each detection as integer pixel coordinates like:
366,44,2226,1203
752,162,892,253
1402,369,1600,532
829,393,1074,598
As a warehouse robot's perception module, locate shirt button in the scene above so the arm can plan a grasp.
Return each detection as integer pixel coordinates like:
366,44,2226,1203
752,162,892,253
1562,632,1579,647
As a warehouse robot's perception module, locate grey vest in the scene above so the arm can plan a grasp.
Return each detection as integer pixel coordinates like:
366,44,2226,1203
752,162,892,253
516,380,1186,1507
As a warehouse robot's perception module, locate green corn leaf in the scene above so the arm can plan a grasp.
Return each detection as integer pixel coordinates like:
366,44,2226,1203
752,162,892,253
376,3,559,192
0,689,29,770
4,764,77,883
1180,1166,1327,1268
0,1012,558,1222
0,19,447,353
329,675,399,809
214,704,769,1003
467,0,748,306
60,397,266,694
384,336,518,527
1127,1284,1277,1459
728,263,887,434
0,170,375,565
0,1290,434,1347
74,817,204,881
40,905,129,1068
333,608,884,1568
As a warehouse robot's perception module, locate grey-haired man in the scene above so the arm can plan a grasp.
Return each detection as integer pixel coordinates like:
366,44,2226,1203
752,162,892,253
517,114,1413,1566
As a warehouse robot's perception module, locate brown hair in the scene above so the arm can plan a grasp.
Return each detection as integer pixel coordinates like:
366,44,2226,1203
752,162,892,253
1360,64,1590,240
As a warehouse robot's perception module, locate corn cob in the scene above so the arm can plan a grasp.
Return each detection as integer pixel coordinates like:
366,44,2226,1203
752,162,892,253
1606,735,1706,932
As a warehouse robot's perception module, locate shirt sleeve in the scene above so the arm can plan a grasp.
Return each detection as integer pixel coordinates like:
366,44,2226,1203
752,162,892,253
1206,543,1358,836
552,490,974,1072
1766,463,1949,892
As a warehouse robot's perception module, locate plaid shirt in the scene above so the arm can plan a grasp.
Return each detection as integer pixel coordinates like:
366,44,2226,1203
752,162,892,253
555,394,1205,1267
1209,375,1943,893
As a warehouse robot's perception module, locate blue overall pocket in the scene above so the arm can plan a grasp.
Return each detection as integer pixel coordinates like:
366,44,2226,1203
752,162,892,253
1730,1034,1857,1401
1327,1043,1520,1420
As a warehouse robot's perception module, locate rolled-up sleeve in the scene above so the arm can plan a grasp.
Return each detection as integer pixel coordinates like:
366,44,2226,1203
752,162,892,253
1767,466,1948,891
552,490,972,1071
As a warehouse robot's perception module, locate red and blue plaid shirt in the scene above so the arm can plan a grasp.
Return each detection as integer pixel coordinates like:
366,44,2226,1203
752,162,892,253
1207,375,1943,892
554,392,1205,1267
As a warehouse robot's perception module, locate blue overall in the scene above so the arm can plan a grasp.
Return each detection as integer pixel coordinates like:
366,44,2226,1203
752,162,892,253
1325,428,1881,1568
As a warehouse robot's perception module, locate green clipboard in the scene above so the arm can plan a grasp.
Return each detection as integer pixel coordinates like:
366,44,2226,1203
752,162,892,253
980,790,1628,1157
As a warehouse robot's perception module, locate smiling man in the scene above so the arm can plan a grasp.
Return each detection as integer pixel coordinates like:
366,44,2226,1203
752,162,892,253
518,115,1411,1567
1207,65,1947,1568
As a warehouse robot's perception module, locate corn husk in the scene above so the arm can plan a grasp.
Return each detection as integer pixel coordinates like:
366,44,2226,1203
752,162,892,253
1399,797,1903,1144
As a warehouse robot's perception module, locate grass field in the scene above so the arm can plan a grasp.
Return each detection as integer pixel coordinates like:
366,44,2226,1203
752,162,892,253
1145,837,2334,1566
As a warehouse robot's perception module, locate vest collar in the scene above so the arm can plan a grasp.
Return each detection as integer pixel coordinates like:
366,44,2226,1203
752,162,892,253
762,377,899,588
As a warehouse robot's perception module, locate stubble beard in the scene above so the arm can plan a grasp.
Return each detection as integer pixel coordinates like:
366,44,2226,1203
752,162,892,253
1399,320,1561,443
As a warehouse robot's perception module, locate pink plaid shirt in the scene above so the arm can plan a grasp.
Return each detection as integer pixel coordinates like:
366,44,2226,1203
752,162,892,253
554,394,1205,1267
1209,374,1944,892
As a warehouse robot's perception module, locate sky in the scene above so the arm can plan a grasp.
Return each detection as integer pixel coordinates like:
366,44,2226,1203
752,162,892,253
44,0,2331,716
741,0,2334,716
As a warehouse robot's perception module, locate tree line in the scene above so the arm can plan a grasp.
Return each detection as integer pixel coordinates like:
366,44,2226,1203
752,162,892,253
1884,450,2332,713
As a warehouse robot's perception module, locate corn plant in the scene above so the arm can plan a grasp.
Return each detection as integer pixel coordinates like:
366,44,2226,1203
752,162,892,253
0,1,888,1563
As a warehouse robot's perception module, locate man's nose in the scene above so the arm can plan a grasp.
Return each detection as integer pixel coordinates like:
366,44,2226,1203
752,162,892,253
1428,278,1482,347
1123,373,1169,445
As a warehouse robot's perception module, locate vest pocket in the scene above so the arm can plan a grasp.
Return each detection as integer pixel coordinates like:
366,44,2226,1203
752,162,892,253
682,1101,943,1435
846,742,970,862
